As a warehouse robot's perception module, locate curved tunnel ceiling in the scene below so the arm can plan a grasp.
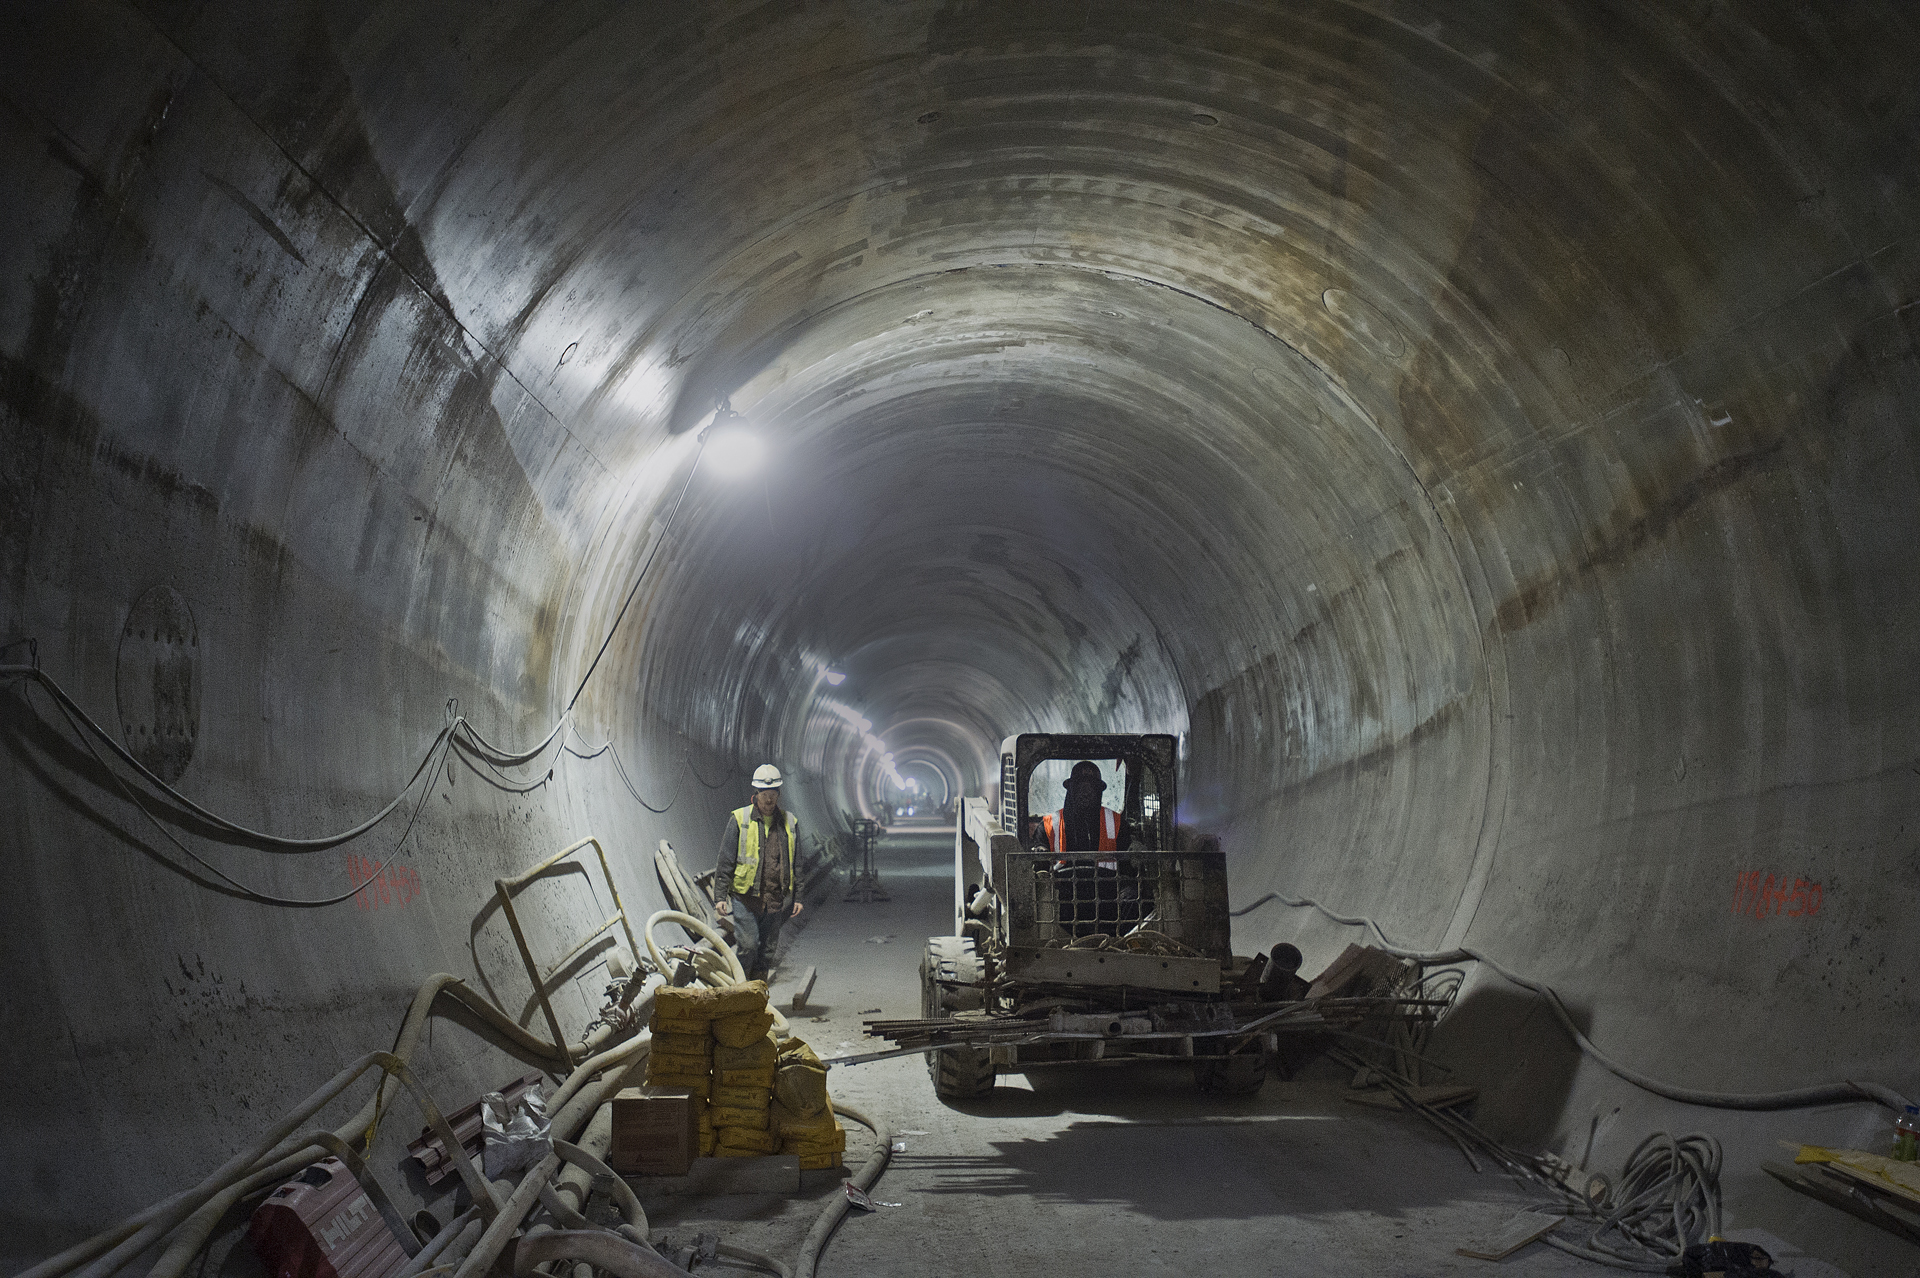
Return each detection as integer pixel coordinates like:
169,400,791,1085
484,8,1505,820
5,1,1919,1265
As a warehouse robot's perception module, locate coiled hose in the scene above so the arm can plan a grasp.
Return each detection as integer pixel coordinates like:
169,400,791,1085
31,919,874,1278
1541,1134,1723,1273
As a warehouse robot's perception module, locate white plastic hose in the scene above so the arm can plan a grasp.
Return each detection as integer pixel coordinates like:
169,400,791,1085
643,910,789,1035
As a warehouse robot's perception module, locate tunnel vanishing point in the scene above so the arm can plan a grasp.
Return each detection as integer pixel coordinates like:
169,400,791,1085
3,1,1919,1273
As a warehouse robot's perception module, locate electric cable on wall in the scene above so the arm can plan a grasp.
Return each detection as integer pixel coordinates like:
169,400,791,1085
0,419,741,905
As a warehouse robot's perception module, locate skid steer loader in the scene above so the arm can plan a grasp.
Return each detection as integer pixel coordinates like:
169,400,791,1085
917,733,1273,1098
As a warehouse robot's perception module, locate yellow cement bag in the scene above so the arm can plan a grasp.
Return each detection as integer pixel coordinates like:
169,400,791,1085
711,1083,771,1111
650,1009,706,1034
774,1041,829,1117
709,1105,770,1130
646,1050,713,1080
716,1125,779,1155
712,1008,776,1047
771,1098,836,1138
797,1151,842,1170
653,980,768,1021
706,981,769,1018
650,1031,712,1059
698,1130,717,1157
653,986,721,1022
644,1071,710,1100
716,1066,776,1090
714,1034,778,1071
781,1126,847,1156
649,1003,713,1035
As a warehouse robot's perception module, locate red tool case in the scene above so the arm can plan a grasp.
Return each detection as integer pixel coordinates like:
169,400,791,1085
247,1157,410,1278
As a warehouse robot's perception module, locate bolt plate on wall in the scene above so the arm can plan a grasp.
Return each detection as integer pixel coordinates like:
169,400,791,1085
116,586,199,784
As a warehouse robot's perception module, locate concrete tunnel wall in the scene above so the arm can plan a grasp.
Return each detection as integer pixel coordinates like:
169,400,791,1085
2,0,1918,1267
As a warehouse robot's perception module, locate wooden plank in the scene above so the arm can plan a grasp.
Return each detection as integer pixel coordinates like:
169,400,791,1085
1817,1159,1920,1210
654,840,715,932
1454,1209,1562,1261
1763,1161,1920,1247
792,965,817,1010
1305,943,1410,999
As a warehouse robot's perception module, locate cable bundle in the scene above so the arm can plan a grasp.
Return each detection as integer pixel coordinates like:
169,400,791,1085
1537,1133,1720,1271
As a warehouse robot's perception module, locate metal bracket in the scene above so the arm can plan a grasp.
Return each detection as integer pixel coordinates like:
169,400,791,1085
495,836,640,1064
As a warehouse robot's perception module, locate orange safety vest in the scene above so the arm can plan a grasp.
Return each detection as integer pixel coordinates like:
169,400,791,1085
1044,807,1120,868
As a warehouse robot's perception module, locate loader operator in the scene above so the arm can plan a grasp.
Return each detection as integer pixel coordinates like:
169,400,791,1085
1042,760,1127,860
714,764,805,981
1040,760,1149,935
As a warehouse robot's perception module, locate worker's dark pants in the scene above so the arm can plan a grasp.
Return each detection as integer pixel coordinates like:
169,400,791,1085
728,894,789,978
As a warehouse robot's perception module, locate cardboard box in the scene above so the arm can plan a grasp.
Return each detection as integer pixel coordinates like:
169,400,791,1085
608,1087,698,1175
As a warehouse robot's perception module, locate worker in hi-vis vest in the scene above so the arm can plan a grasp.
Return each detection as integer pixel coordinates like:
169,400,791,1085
1042,760,1126,863
1043,760,1140,935
714,763,805,980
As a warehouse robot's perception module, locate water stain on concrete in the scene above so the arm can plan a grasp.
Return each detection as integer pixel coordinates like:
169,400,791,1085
1493,438,1788,634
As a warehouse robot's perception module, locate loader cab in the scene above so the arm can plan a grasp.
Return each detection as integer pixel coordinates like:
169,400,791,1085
998,732,1177,854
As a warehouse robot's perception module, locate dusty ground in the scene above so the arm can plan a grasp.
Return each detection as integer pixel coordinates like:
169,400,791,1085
629,827,1644,1278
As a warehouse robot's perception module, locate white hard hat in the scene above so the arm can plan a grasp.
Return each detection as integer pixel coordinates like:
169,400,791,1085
751,764,783,790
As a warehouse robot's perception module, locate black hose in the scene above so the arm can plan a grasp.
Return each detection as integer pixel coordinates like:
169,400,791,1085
793,1102,892,1278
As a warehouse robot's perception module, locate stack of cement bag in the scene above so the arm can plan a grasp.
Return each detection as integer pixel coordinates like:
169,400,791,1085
771,1037,844,1169
644,979,844,1167
645,979,768,1156
709,992,780,1157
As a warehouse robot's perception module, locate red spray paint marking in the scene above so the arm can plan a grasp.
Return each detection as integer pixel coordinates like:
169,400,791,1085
348,853,423,911
1730,871,1822,919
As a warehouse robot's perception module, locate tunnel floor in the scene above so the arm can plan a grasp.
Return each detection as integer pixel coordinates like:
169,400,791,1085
636,829,1607,1277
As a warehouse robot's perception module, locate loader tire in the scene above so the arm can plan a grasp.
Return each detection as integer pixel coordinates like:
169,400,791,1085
1193,1048,1269,1095
922,936,994,1100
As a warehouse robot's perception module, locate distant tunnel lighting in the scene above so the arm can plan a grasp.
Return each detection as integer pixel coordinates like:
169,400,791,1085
823,669,846,685
706,424,762,474
703,396,762,476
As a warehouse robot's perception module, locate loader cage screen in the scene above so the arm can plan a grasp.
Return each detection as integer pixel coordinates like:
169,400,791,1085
996,849,1231,957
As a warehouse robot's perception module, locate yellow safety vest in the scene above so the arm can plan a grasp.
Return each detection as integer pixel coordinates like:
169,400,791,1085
731,806,799,896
